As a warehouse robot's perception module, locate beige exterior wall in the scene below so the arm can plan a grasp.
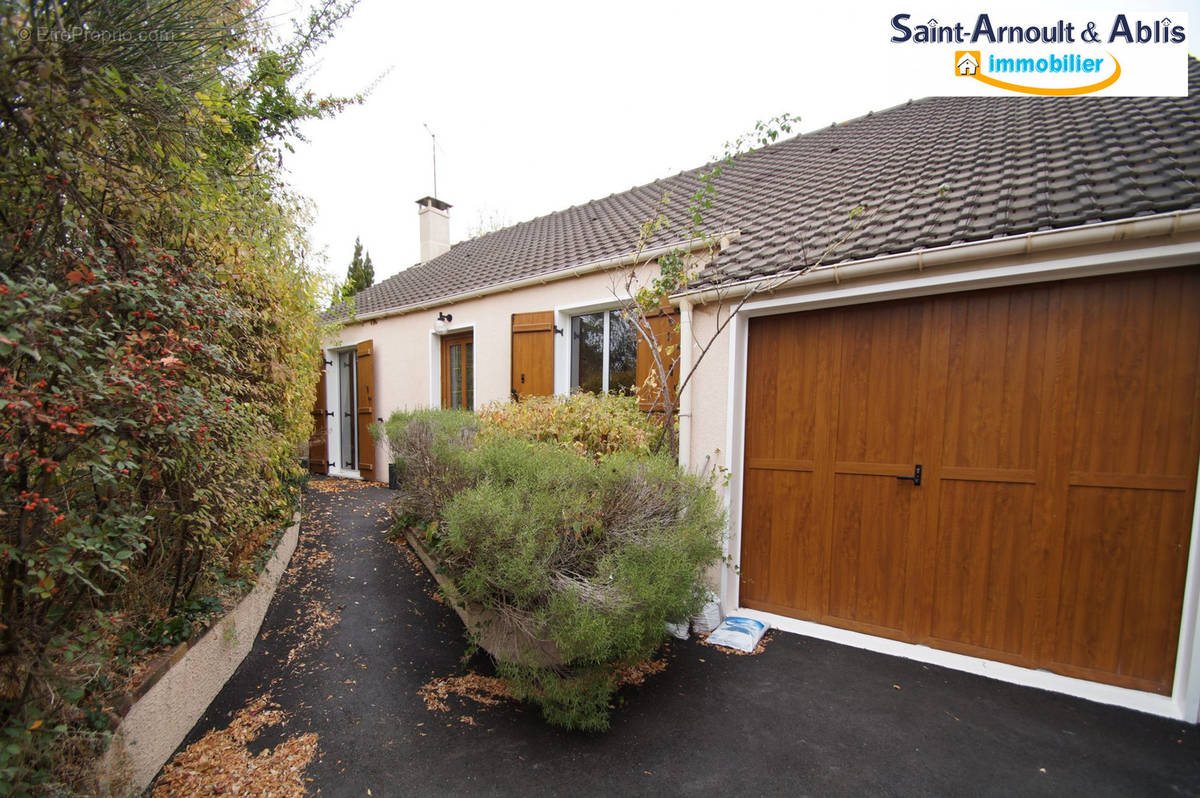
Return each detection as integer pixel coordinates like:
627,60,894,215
324,264,672,479
328,271,743,485
684,301,732,482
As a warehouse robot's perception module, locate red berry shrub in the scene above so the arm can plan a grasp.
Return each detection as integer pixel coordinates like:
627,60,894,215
0,0,354,789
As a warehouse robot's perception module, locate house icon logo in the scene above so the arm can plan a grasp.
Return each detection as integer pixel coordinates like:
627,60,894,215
956,50,981,76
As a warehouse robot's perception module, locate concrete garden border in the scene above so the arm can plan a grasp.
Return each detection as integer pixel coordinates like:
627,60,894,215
97,511,302,795
403,529,561,667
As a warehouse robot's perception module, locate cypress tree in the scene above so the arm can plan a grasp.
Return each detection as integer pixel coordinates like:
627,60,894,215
341,236,374,299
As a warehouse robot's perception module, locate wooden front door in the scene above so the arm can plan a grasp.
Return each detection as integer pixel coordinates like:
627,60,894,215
441,331,474,411
741,267,1200,694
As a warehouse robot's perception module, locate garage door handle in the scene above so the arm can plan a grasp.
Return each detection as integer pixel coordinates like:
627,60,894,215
897,464,922,486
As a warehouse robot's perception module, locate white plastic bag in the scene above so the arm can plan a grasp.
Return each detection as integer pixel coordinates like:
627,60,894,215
665,620,690,640
691,591,721,635
705,616,768,653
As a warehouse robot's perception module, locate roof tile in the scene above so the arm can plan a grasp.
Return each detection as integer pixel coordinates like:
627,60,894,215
342,59,1200,318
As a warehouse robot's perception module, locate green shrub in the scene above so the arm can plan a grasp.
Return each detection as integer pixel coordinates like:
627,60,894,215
383,406,723,731
374,408,479,524
478,392,663,459
496,662,617,733
434,436,724,730
0,0,355,790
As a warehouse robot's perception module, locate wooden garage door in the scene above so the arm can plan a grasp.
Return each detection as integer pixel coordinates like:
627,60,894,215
740,267,1200,694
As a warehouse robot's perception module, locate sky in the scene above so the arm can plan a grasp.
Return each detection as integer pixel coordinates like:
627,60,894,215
268,0,1199,285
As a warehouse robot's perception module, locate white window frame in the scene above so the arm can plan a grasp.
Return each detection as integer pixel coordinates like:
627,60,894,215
570,309,622,394
553,297,633,397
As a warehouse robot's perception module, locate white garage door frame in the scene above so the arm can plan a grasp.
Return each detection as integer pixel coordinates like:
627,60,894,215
721,237,1200,722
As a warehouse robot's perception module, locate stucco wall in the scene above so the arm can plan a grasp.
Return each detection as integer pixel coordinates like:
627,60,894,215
684,300,732,482
326,264,668,479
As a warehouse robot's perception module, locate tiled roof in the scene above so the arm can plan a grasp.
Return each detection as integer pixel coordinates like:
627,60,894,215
344,59,1200,318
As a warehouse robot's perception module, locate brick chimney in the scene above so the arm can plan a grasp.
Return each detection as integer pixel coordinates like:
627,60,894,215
416,196,451,262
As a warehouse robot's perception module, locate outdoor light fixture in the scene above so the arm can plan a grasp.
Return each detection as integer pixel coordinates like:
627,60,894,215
437,311,453,323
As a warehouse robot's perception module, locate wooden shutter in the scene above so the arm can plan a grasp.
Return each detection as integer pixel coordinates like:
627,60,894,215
635,310,680,412
355,339,376,481
308,364,329,475
511,311,555,400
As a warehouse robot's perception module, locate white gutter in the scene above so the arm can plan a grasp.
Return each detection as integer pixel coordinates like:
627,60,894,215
676,209,1200,306
344,235,733,325
677,298,695,470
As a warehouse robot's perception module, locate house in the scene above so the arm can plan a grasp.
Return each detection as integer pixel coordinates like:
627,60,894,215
956,50,980,75
313,60,1200,723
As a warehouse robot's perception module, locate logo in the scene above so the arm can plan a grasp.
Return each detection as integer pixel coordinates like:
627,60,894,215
954,49,1123,94
955,50,980,74
888,11,1187,97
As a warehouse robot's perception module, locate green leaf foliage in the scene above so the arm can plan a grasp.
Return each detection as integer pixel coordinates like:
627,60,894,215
338,235,375,301
375,408,479,524
0,0,358,790
383,405,725,731
477,392,664,459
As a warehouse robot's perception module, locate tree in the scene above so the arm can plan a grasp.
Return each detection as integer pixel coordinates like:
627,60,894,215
466,207,513,239
617,115,870,458
0,0,359,789
340,235,375,299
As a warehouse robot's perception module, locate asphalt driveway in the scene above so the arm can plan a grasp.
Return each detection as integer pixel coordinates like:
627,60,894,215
152,477,1200,797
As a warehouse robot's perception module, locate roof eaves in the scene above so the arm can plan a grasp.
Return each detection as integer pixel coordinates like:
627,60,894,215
676,208,1200,304
340,231,741,326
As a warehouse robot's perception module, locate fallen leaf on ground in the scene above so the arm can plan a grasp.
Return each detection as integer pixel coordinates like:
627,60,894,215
285,598,340,666
152,694,318,797
697,630,774,656
613,659,667,688
307,478,374,494
419,673,513,715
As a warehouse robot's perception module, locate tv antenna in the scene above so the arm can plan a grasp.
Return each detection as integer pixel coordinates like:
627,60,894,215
423,123,439,198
